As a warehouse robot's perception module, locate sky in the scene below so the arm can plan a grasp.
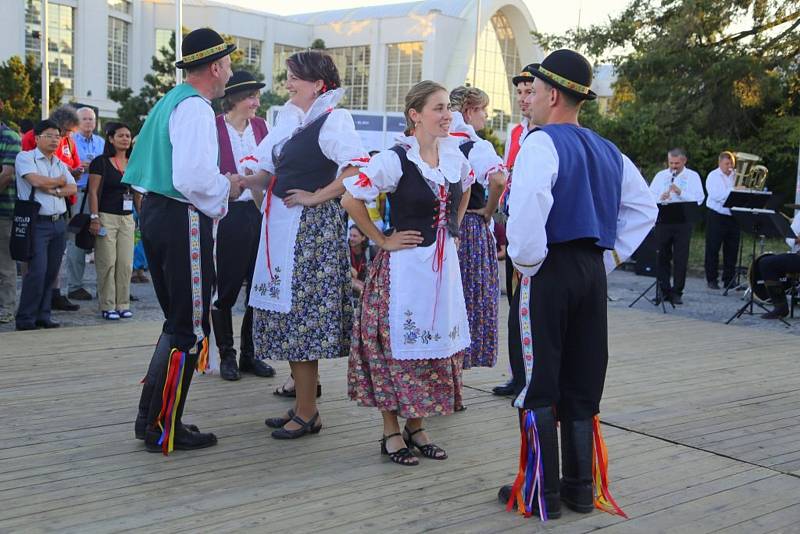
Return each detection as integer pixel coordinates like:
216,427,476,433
214,0,631,36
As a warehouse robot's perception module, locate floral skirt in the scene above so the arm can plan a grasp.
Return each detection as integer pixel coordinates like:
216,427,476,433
457,213,499,369
348,249,464,418
253,200,352,361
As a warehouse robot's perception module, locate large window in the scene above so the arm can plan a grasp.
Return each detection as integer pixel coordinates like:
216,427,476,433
25,0,75,96
234,37,262,67
108,17,130,92
465,12,522,134
107,0,132,15
327,46,370,110
155,29,173,63
272,44,303,96
385,42,424,113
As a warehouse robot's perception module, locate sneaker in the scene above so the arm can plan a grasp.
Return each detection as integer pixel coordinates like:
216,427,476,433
52,294,80,311
67,288,93,301
117,309,133,319
102,310,120,320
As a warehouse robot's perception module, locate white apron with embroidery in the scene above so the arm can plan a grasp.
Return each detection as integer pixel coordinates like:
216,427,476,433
249,195,302,313
389,237,471,360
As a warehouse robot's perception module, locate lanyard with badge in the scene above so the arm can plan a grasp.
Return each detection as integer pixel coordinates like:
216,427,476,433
112,156,134,211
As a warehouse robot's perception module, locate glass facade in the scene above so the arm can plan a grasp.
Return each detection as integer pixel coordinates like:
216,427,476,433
234,36,262,67
272,44,304,97
107,17,129,92
327,46,371,110
107,0,132,15
465,12,522,135
25,1,75,96
385,42,424,113
155,29,173,63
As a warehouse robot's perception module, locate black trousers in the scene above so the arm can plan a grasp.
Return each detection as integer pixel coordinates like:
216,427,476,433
760,253,800,282
655,222,692,295
213,201,261,351
140,194,214,352
509,241,608,421
704,210,740,285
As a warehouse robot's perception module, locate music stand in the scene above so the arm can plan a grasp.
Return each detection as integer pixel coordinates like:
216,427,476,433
725,208,794,326
629,201,702,312
722,190,772,294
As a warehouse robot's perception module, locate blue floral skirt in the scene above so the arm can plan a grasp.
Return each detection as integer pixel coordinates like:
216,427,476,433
457,213,499,368
253,200,353,361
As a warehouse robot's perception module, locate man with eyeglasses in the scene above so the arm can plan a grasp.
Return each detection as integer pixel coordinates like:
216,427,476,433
14,120,78,330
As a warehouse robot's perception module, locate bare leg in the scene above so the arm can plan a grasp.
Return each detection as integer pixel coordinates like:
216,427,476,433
381,411,406,452
283,360,319,430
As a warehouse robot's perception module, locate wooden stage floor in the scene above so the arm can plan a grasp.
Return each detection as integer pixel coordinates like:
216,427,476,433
1,307,799,533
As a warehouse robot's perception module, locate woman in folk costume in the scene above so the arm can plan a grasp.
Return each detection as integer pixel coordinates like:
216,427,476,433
342,81,473,466
212,71,274,382
497,50,656,520
448,86,507,372
243,50,369,439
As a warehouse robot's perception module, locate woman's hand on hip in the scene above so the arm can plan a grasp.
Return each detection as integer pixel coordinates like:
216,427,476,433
380,230,423,251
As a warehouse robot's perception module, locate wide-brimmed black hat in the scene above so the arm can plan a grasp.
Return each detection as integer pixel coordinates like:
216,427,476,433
512,63,539,86
224,71,266,97
175,28,236,69
528,49,596,101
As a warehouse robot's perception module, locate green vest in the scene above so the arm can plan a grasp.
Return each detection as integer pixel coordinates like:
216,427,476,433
123,83,207,199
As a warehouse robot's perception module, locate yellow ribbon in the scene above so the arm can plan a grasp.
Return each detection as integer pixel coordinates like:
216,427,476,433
538,66,591,95
181,42,228,64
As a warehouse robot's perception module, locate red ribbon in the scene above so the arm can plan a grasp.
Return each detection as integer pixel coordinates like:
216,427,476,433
355,172,373,188
430,185,448,329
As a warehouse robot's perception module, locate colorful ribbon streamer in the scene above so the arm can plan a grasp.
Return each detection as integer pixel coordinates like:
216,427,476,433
506,409,548,521
592,415,627,518
156,349,186,455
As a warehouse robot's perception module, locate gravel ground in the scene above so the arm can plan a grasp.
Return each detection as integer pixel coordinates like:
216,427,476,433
2,260,797,336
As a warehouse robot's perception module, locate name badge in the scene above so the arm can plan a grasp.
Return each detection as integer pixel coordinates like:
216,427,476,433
122,193,134,212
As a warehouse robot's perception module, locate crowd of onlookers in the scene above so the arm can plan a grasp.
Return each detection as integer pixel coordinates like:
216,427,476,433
0,102,148,330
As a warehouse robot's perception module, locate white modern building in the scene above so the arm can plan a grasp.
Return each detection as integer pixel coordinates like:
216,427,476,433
2,0,546,136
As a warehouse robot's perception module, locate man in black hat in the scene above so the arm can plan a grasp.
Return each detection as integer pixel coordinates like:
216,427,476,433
493,62,539,397
124,28,242,455
212,71,274,381
498,49,657,519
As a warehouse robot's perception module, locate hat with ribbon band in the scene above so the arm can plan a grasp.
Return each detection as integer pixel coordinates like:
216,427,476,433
175,28,236,69
512,63,539,86
224,71,266,97
528,49,597,101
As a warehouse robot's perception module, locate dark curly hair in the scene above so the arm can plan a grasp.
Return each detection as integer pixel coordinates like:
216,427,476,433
286,50,341,93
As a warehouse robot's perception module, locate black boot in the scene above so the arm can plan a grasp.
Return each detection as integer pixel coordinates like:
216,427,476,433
212,309,240,381
498,407,562,519
762,282,789,319
135,333,172,440
144,350,217,453
491,378,514,396
238,306,275,377
560,418,595,513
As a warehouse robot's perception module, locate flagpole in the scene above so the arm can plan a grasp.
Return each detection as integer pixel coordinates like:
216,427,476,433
41,0,49,119
175,0,182,84
472,0,481,85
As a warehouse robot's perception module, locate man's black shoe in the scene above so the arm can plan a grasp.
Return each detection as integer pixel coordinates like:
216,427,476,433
135,421,199,440
220,354,241,381
15,323,38,331
671,294,683,305
239,352,275,377
497,484,562,518
707,281,721,290
492,381,514,396
35,320,61,329
52,294,79,311
144,425,217,452
67,288,93,301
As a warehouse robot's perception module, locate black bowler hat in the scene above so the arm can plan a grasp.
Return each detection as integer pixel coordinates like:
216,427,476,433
528,49,597,100
512,63,539,86
175,28,236,69
224,71,266,97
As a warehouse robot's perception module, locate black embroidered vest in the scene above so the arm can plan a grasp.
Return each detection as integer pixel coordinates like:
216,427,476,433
388,145,462,248
272,112,338,199
459,141,485,210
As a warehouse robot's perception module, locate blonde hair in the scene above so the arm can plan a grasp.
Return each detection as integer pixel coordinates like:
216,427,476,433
404,80,448,135
449,86,489,113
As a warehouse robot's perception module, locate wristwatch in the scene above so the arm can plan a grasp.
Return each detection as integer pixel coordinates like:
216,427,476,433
90,213,100,220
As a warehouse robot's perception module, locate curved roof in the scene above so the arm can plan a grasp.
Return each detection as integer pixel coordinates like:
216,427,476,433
287,0,475,24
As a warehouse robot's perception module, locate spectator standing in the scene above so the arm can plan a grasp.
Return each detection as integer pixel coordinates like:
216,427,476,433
66,107,104,301
14,120,77,330
0,105,21,323
87,122,135,320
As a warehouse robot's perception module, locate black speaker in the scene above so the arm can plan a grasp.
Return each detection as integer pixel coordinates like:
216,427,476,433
632,229,657,277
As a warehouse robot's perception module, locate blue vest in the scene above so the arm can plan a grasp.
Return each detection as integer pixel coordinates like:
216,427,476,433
537,124,623,250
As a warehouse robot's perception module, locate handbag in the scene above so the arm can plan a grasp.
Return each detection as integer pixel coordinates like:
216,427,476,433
67,188,94,250
9,186,41,261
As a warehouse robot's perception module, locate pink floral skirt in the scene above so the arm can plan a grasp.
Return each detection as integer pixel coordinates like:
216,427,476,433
348,249,464,419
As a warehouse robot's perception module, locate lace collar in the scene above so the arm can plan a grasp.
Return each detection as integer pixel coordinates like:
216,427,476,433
271,88,347,155
449,111,481,144
394,134,464,186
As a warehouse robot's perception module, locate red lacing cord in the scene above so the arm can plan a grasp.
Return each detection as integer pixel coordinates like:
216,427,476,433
263,177,276,279
430,184,448,329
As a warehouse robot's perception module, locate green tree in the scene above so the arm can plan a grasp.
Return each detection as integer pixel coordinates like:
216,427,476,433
537,0,800,199
0,56,34,128
24,55,65,122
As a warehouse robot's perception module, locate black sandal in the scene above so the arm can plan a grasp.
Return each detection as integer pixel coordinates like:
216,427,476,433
381,433,418,466
273,375,322,398
265,408,295,428
271,412,322,440
403,427,448,460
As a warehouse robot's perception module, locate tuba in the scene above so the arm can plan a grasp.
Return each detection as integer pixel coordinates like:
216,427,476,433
733,152,769,190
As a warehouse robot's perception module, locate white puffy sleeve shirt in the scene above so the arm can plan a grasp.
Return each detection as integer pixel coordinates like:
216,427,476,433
507,130,657,276
169,97,231,219
467,139,507,187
